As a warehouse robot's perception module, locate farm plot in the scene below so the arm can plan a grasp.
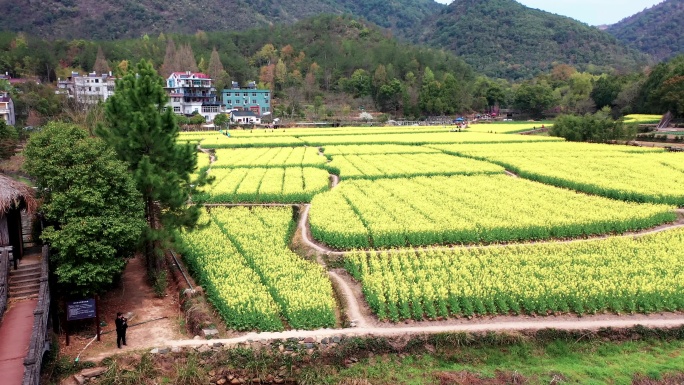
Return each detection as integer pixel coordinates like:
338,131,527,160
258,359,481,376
433,142,684,206
212,207,336,329
322,144,440,156
300,132,563,147
200,135,306,148
465,122,553,134
206,167,329,203
345,228,684,321
326,153,504,179
227,126,450,138
309,175,676,249
212,147,326,168
177,214,283,331
178,208,336,330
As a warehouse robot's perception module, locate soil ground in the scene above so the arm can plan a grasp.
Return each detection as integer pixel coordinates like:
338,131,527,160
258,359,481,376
58,255,183,362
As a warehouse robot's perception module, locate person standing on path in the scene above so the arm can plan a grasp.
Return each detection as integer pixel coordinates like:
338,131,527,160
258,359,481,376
115,312,128,348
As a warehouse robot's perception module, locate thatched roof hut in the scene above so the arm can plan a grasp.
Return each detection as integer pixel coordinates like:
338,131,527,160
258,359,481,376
0,174,36,252
0,175,36,215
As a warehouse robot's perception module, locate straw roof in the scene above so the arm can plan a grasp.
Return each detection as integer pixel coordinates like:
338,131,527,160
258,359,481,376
0,174,37,215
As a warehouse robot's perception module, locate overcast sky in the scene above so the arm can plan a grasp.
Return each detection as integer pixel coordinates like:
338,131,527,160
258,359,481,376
433,0,665,25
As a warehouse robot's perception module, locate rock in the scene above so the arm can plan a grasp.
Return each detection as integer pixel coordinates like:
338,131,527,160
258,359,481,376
193,335,202,340
273,378,284,384
230,379,241,385
80,367,107,378
278,345,284,352
171,346,182,353
149,348,159,354
350,322,356,328
286,337,298,342
203,329,219,338
303,343,314,349
73,374,86,385
332,336,341,343
213,342,224,348
252,378,261,384
303,337,315,343
217,379,227,385
197,345,211,353
321,338,329,345
158,348,170,354
209,371,216,377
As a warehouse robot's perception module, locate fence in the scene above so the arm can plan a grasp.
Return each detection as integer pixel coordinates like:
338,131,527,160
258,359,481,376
22,245,50,385
0,246,10,321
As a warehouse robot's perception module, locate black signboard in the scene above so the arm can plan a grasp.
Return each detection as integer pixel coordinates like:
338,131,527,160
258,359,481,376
67,299,97,321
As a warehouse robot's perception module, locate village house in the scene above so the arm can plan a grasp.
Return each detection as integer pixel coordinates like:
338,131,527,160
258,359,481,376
57,71,116,105
165,72,222,122
230,110,261,125
222,81,271,117
0,92,15,126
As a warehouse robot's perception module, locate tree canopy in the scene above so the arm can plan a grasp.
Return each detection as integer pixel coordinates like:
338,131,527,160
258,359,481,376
24,122,145,297
97,60,207,275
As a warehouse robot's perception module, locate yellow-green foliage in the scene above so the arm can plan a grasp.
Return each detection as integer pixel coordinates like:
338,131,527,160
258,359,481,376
346,228,684,321
433,142,684,206
623,114,663,124
326,153,504,179
177,213,283,331
211,207,336,329
322,144,440,155
207,167,329,203
465,122,553,134
301,132,563,146
309,175,676,248
212,147,326,168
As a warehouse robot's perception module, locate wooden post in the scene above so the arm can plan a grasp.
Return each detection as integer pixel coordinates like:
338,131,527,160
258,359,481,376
65,316,70,346
95,296,101,342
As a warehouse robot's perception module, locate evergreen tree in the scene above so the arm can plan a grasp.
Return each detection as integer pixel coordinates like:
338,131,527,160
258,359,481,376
207,48,230,91
96,60,206,275
24,122,145,297
93,46,111,74
160,38,178,78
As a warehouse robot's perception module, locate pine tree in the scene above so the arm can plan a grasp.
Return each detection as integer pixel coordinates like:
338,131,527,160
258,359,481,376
207,48,229,91
160,38,177,78
96,60,206,276
177,44,199,72
93,46,110,74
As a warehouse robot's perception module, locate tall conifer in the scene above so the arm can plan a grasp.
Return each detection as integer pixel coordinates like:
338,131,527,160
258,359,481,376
97,60,204,274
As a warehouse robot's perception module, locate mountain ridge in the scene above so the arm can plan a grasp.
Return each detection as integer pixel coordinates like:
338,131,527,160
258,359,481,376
607,0,683,60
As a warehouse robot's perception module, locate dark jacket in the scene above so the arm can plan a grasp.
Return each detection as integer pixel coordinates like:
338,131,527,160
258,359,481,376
115,317,127,333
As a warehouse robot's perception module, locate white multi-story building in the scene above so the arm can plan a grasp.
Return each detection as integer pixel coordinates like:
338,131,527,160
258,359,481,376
165,72,222,122
58,72,116,105
0,92,15,126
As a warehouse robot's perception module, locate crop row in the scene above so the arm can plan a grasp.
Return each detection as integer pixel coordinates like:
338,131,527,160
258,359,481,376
177,213,284,331
212,147,326,168
204,167,329,203
211,207,336,329
299,132,563,147
345,228,684,321
309,175,676,249
321,144,440,156
433,142,684,206
325,153,503,179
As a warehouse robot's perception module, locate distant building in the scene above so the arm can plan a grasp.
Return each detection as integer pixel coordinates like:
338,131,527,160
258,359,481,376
0,72,40,86
230,110,261,125
57,71,116,105
0,92,15,126
165,72,222,122
222,81,271,117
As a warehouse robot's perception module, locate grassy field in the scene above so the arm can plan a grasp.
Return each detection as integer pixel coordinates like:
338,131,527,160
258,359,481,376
323,338,684,385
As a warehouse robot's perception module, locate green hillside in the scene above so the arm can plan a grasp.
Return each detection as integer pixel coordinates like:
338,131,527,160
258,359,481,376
607,0,684,60
416,0,651,79
0,0,443,40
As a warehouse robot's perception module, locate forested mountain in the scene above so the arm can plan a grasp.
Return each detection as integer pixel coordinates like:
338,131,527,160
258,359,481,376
0,0,443,40
607,0,683,61
416,0,651,79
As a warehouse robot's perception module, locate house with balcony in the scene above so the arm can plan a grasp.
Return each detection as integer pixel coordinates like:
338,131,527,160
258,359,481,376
58,72,116,105
222,81,271,117
0,92,15,126
165,72,222,122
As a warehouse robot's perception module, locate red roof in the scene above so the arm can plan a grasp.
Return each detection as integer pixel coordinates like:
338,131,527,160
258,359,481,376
171,72,209,79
